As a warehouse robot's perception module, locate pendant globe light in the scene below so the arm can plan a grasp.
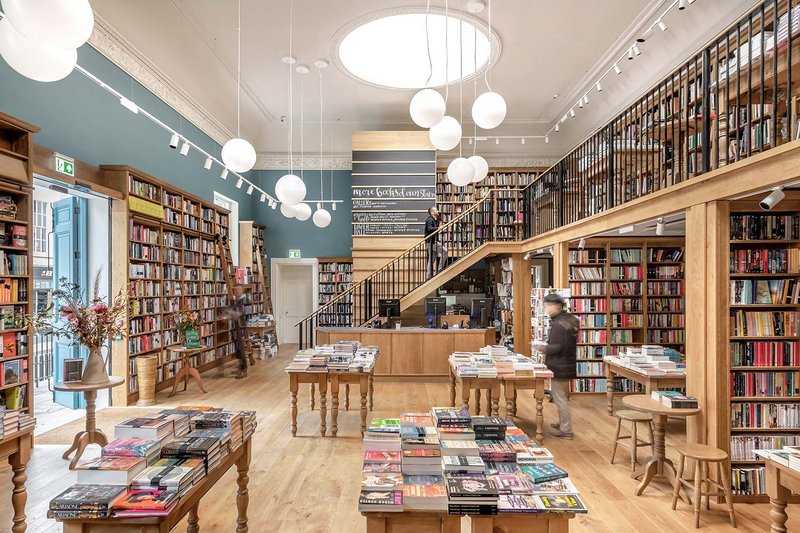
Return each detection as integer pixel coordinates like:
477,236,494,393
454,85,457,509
313,60,332,228
275,0,306,206
447,8,474,186
294,202,312,221
471,0,506,130
221,1,257,173
280,203,298,218
3,0,94,50
0,18,77,82
409,1,446,128
468,154,489,182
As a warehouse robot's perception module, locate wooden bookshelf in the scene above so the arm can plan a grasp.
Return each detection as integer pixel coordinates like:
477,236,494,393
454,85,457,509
486,256,513,348
105,165,236,406
317,257,353,327
568,237,685,394
0,111,37,416
239,221,268,318
726,197,800,500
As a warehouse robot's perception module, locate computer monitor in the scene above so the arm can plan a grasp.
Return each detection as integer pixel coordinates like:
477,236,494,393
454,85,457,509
425,297,446,327
471,298,493,328
378,298,400,327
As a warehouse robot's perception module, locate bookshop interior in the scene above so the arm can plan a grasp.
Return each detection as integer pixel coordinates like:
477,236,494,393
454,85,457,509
7,0,800,532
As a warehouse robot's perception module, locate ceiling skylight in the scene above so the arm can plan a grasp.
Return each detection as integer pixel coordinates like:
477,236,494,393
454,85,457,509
335,12,492,90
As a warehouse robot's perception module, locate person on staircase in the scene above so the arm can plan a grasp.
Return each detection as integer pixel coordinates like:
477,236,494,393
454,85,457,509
425,206,448,279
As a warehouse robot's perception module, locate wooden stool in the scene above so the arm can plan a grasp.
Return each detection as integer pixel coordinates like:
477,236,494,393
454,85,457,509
610,409,654,474
671,443,737,529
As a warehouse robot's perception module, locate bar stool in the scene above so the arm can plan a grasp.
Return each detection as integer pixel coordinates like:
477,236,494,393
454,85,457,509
671,443,737,529
609,409,654,474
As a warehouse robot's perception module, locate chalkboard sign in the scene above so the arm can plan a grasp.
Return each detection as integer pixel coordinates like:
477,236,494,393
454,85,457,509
352,148,436,236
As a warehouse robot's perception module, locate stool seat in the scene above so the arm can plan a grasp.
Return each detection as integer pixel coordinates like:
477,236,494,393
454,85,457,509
614,409,653,422
676,443,729,462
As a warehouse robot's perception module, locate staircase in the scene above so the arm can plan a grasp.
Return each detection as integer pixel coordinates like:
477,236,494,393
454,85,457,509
296,191,502,348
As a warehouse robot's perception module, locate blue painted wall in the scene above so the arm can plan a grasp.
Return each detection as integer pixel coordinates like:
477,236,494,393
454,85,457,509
0,45,258,219
255,169,353,259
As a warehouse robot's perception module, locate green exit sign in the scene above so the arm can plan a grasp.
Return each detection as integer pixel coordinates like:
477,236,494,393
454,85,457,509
55,153,75,177
288,249,301,259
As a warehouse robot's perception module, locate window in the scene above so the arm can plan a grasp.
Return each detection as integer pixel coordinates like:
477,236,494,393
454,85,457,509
213,192,239,265
33,200,48,254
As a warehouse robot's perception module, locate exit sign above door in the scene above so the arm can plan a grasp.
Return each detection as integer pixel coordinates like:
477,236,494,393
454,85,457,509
288,249,301,258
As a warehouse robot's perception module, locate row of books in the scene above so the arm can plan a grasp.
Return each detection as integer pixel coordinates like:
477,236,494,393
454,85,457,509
730,279,800,305
0,222,26,248
730,435,800,462
49,406,256,520
730,311,800,337
569,267,604,280
605,345,685,377
730,371,799,398
730,340,800,367
285,341,379,373
449,348,553,379
729,248,799,274
358,409,587,515
569,248,684,264
0,277,26,303
731,402,800,430
650,391,698,409
730,214,799,241
0,409,34,439
0,250,27,276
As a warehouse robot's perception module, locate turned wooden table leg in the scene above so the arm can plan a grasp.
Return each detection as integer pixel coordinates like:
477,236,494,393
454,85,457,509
449,371,457,406
10,455,27,533
309,383,315,410
187,504,200,533
606,371,615,415
505,382,514,418
360,375,369,436
368,373,374,411
290,376,298,437
474,388,481,415
534,381,545,445
188,366,207,393
236,441,251,533
319,378,328,437
69,390,108,469
636,413,667,496
461,381,470,412
491,386,499,416
768,461,791,533
331,376,340,438
345,383,350,411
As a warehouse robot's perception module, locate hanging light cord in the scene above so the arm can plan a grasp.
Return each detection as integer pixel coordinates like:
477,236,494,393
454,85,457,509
444,0,449,103
458,0,464,158
424,0,433,88
236,0,241,137
473,18,478,156
287,0,293,175
319,65,324,203
484,0,492,92
300,74,304,183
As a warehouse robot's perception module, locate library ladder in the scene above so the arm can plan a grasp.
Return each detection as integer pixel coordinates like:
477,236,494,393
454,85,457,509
255,243,279,348
216,235,255,366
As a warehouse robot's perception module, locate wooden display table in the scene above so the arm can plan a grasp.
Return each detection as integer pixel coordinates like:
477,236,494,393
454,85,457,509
767,457,800,533
471,513,574,532
166,347,207,397
54,377,125,470
449,365,502,416
0,427,33,533
329,371,372,437
289,372,328,437
363,511,460,533
621,395,700,496
54,436,252,533
604,359,686,414
502,376,547,445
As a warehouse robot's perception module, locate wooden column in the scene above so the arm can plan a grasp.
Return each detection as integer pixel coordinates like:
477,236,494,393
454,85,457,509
110,196,130,406
512,253,532,356
684,201,729,449
552,241,569,288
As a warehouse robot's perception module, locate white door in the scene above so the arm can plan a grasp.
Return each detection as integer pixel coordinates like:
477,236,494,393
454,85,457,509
280,265,314,344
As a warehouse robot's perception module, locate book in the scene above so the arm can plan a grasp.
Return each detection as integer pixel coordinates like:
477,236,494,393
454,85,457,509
115,417,174,441
402,448,442,464
533,493,588,513
102,438,161,462
440,439,480,456
498,494,541,513
49,484,127,511
431,407,471,427
442,455,485,473
131,464,196,491
361,473,404,492
358,489,403,512
364,451,401,464
362,462,402,474
445,474,500,499
516,446,554,465
402,475,447,510
520,463,569,484
530,477,579,494
75,457,147,486
112,489,180,511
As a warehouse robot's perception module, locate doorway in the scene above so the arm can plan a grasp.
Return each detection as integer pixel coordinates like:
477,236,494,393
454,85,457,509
31,176,111,434
271,259,318,345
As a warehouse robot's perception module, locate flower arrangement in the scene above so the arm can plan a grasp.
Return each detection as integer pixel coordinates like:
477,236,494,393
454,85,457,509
173,309,200,338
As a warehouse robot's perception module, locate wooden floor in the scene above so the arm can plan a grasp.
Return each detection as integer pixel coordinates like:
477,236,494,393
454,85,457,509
1,345,796,533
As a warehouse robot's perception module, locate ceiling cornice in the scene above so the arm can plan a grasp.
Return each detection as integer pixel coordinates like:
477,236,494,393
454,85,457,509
256,153,353,171
89,14,234,146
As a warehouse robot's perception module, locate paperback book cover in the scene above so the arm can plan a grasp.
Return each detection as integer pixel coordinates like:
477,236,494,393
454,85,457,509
498,494,542,513
363,451,402,463
445,475,500,498
520,463,569,484
358,489,403,510
534,494,588,513
362,462,401,474
112,489,179,511
49,485,127,510
530,477,579,494
361,474,404,491
102,438,161,459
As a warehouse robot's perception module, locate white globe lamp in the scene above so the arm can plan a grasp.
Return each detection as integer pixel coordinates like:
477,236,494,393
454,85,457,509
294,203,312,222
0,19,77,82
409,89,446,128
221,138,257,173
447,158,475,187
275,174,306,205
3,0,95,50
472,92,507,130
468,155,489,183
280,203,298,218
313,208,332,228
429,116,462,151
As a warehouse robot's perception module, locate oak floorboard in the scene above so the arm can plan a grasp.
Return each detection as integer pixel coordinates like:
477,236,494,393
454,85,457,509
0,344,796,533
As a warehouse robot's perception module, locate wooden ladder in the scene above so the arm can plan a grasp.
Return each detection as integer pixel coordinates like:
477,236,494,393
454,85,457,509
255,244,279,349
216,234,255,366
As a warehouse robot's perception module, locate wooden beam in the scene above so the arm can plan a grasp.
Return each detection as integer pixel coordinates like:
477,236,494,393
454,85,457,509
352,131,434,151
512,253,532,356
551,242,569,288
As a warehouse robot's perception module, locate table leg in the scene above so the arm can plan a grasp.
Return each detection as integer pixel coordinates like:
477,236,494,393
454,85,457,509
62,430,82,460
319,378,328,437
490,385,499,416
361,375,368,436
505,382,514,418
187,504,200,533
331,376,340,438
345,383,350,411
606,370,615,415
10,455,27,533
512,389,518,418
309,383,315,410
768,461,791,533
770,497,789,533
169,364,186,397
635,413,667,496
290,376,298,437
368,373,374,411
188,366,207,393
236,441,251,533
461,382,470,412
449,371,457,407
474,388,481,415
534,381,545,445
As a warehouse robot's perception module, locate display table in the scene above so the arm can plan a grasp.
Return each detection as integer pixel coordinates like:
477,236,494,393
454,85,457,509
767,457,800,533
54,436,252,533
621,395,700,496
165,347,207,397
328,371,372,437
604,359,686,414
316,327,495,379
54,376,125,469
290,369,375,438
502,375,547,445
0,427,33,533
289,372,328,437
362,510,460,533
471,513,574,532
449,364,502,417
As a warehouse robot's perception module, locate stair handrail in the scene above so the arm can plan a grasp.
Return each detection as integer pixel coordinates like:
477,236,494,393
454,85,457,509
295,189,494,328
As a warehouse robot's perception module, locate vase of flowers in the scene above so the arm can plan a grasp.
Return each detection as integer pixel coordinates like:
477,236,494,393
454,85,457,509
174,310,200,348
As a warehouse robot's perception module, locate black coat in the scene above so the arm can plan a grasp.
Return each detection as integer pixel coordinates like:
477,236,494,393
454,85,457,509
543,311,580,379
425,215,440,243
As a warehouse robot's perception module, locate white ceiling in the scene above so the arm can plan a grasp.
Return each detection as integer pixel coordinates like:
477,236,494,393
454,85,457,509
88,0,757,164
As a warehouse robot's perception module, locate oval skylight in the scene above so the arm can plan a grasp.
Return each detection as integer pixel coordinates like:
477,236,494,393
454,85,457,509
335,12,492,90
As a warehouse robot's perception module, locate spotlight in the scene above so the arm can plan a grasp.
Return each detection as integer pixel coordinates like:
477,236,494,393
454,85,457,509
614,63,622,75
119,97,139,114
583,94,589,105
260,193,267,202
246,185,254,195
317,202,322,210
521,138,526,145
628,47,635,60
548,246,554,256
496,138,500,145
632,44,642,56
169,133,180,149
469,138,473,145
555,124,560,132
204,157,213,170
271,201,277,210
466,0,485,13
657,19,668,31
570,108,576,118
523,252,532,261
180,141,191,156
220,168,229,180
596,81,603,92
578,238,586,250
656,218,665,236
578,99,584,109
760,187,785,211
332,203,337,211
236,177,244,189
678,0,687,9
545,136,549,144
561,115,568,123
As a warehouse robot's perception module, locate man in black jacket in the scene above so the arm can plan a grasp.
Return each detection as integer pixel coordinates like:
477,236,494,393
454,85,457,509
534,293,579,439
424,206,448,278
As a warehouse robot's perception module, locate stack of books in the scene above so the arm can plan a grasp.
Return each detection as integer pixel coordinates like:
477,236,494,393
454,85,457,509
364,418,401,452
131,458,201,496
400,419,441,476
359,450,404,512
285,343,380,374
651,390,698,409
111,488,179,518
2,409,20,435
102,438,162,465
75,457,148,486
161,436,221,474
191,411,243,450
605,345,685,377
145,411,191,437
449,352,553,379
18,411,35,432
115,417,175,443
241,410,257,441
472,417,507,440
48,485,127,519
285,350,312,372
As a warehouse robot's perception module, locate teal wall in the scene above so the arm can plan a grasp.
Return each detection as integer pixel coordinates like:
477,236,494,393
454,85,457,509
255,170,353,259
0,45,258,219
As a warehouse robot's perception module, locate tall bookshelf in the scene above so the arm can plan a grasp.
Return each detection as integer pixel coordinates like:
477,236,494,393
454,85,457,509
239,221,268,318
487,257,513,348
568,238,686,393
727,199,800,499
106,166,236,405
0,112,36,416
317,257,353,327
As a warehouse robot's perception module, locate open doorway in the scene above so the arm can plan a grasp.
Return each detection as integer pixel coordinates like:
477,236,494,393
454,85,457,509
272,258,318,345
31,176,111,435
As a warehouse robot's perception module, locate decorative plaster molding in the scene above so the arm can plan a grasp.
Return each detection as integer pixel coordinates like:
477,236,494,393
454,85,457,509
256,153,353,171
486,157,559,169
89,15,234,146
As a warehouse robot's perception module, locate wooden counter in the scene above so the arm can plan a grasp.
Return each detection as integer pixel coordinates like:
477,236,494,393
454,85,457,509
316,327,495,379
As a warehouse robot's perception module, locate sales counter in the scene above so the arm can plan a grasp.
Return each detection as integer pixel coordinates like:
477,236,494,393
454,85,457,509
316,327,495,380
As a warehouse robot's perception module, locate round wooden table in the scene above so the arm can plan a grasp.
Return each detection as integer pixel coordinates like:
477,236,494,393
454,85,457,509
166,347,207,397
54,376,125,470
622,394,700,496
